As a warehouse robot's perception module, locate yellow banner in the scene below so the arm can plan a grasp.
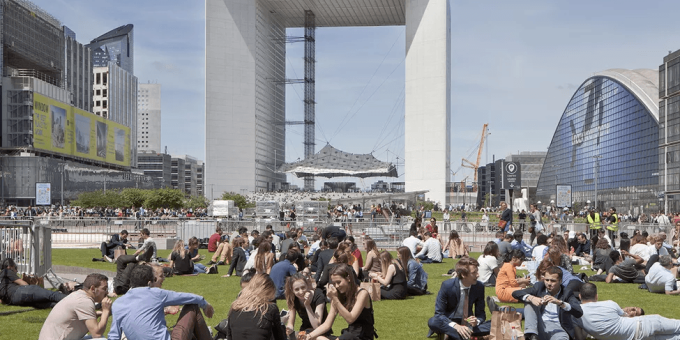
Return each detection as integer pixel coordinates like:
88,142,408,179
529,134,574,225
33,93,131,167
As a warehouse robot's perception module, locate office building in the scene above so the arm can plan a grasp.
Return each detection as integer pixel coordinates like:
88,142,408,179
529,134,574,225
137,151,171,188
505,151,546,200
660,50,680,213
87,24,134,74
172,155,204,197
62,27,93,112
137,83,161,153
536,69,659,214
205,0,451,205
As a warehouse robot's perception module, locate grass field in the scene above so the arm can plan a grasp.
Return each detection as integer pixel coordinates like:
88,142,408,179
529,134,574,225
1,249,679,340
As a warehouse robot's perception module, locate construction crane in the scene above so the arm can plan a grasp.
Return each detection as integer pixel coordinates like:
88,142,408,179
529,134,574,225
461,123,489,191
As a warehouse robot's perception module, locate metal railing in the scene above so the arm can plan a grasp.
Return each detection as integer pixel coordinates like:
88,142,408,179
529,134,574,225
0,220,51,276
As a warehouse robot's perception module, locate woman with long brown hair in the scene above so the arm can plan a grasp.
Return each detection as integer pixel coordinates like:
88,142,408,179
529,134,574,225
254,241,274,274
304,265,376,340
362,238,382,277
550,235,574,273
396,246,428,296
227,273,285,339
444,230,469,258
284,273,330,337
368,251,407,300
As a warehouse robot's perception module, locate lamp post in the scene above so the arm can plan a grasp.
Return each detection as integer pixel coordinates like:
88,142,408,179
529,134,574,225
59,163,65,206
593,155,602,211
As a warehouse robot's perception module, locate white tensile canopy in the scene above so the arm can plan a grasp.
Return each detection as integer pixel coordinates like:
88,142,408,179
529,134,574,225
278,145,398,178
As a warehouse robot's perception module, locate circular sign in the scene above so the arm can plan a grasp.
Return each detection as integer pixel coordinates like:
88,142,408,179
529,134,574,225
505,162,517,174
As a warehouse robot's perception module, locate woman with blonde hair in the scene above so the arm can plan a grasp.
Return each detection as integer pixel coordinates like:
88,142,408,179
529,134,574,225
369,251,407,300
227,273,286,339
444,230,469,258
254,241,275,274
362,238,382,277
169,239,208,275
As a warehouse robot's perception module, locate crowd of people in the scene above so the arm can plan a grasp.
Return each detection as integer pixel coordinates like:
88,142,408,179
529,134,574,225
0,205,209,220
5,201,680,339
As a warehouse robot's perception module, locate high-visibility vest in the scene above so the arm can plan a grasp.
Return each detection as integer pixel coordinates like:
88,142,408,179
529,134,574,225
607,213,619,231
587,214,601,229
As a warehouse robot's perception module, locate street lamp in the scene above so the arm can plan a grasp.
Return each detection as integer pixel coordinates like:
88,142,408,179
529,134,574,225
592,155,602,211
58,163,66,206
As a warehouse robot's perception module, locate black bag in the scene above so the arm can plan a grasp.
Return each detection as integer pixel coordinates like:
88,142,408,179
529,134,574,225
213,318,228,340
208,264,219,274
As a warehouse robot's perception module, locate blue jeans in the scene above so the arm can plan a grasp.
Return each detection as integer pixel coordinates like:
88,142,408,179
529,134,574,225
10,284,66,309
427,315,491,340
523,303,569,340
193,263,207,274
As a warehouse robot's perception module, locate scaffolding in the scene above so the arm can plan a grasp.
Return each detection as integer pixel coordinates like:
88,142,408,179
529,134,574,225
303,10,316,191
2,0,64,87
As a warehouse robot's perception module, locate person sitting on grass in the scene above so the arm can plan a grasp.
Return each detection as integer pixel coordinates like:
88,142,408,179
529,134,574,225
576,283,680,340
38,273,112,340
225,237,247,277
186,236,204,262
397,246,428,296
108,265,215,340
304,265,376,340
511,266,583,340
284,273,330,338
645,255,680,295
270,248,299,299
0,258,66,308
628,234,653,265
169,239,208,275
347,236,363,268
477,241,500,287
592,237,613,275
495,249,531,303
362,238,382,278
444,230,469,259
98,230,129,262
531,235,549,263
207,227,231,266
333,242,360,277
226,273,286,340
415,231,443,263
510,231,532,259
427,256,491,340
254,241,275,274
606,250,645,283
368,251,407,300
133,228,157,263
536,248,584,293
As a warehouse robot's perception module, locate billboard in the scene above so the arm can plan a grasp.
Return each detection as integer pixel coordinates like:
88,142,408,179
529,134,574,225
36,183,51,205
33,93,131,167
556,185,572,208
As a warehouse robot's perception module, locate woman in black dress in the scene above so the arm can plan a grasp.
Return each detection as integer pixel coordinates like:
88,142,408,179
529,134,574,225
368,251,407,300
284,273,329,337
305,265,376,340
226,273,286,340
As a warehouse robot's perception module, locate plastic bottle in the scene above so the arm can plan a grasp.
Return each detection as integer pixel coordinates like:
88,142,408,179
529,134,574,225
511,326,517,340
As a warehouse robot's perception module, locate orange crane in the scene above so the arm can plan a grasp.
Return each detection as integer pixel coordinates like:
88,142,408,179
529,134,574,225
461,123,488,191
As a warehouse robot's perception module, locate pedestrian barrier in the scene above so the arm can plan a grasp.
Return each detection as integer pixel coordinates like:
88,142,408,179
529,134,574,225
0,220,51,276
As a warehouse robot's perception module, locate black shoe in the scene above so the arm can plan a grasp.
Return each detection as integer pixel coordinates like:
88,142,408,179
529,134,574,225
525,333,539,340
486,296,499,312
207,260,216,265
92,257,105,262
217,261,225,266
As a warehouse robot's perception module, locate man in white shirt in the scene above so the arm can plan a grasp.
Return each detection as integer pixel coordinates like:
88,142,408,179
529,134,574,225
531,235,549,263
39,273,112,340
577,283,680,340
657,210,671,226
402,230,423,257
133,228,157,262
645,255,680,295
415,231,442,263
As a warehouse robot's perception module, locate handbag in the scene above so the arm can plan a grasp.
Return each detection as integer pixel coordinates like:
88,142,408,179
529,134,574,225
359,281,381,301
489,306,524,340
22,273,44,288
498,220,507,228
113,246,127,261
535,222,544,232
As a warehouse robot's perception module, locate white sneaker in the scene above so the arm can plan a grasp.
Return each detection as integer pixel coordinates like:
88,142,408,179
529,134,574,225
104,255,113,263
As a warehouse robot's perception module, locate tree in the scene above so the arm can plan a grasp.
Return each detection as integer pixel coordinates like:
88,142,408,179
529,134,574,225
121,188,148,208
144,188,185,210
185,195,209,210
220,192,254,209
72,190,125,208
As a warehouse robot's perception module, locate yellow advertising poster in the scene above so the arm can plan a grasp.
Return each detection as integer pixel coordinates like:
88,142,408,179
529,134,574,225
33,93,131,167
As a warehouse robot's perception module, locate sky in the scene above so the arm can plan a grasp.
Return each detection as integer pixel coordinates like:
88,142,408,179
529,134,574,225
30,0,680,190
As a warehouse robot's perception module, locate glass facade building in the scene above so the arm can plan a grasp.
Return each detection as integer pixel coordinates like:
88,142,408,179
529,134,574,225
536,69,660,215
87,24,134,74
660,50,680,212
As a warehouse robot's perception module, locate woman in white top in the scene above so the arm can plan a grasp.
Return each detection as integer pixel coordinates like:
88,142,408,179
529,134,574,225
477,241,500,286
481,209,490,230
629,234,652,263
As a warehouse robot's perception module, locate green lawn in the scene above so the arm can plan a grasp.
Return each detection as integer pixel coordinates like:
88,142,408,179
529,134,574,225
1,249,678,340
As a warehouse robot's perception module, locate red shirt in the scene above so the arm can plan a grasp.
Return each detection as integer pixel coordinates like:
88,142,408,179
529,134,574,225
208,233,221,252
352,248,363,268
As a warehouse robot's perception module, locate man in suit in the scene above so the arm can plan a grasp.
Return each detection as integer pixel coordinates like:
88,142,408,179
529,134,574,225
512,266,583,340
99,230,130,262
314,237,338,282
427,256,491,340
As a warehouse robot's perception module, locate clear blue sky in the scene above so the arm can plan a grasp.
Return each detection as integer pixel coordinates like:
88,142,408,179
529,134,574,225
32,0,680,189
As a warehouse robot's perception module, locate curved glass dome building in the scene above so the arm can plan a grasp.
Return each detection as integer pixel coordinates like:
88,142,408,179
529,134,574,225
536,69,660,214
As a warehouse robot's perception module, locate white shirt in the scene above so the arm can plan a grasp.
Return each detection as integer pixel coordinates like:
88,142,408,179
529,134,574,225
629,243,652,262
532,245,548,262
477,254,498,283
243,248,258,270
415,238,442,262
308,240,321,256
402,236,423,257
443,212,450,221
645,262,676,293
576,300,637,340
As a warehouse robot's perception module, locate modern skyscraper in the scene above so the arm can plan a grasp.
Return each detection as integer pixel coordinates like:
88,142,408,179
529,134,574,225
87,24,134,74
660,50,680,212
62,26,93,112
137,83,161,153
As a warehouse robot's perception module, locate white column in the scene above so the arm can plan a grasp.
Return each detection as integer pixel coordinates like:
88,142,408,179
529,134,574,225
405,0,451,206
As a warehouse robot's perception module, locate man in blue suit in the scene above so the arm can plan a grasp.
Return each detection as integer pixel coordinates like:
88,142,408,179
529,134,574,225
512,266,583,340
428,256,491,339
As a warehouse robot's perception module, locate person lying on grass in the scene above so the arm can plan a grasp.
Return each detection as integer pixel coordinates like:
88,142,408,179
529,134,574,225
368,250,407,300
285,273,331,338
0,258,66,309
304,265,376,340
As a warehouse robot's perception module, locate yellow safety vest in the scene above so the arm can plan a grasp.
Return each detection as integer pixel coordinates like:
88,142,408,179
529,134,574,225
587,214,601,229
607,213,619,231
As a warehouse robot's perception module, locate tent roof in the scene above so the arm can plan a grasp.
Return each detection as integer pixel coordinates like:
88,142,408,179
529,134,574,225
278,145,398,178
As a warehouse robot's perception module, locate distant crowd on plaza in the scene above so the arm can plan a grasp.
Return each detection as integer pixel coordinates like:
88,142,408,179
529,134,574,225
0,205,209,220
6,198,680,339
